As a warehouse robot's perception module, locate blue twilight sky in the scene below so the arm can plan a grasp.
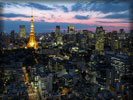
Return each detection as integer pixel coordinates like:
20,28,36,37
0,0,132,33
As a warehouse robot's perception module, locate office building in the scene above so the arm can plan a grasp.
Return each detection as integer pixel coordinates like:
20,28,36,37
68,25,74,34
56,26,60,37
19,25,26,38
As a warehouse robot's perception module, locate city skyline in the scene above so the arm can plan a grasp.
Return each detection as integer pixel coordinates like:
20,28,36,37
0,1,133,100
0,1,131,33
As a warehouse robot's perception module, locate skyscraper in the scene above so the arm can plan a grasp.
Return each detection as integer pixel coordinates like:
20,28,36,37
27,9,38,49
130,30,133,37
129,30,133,56
112,30,117,40
56,26,60,37
10,30,15,39
19,25,25,38
55,26,63,45
120,29,124,34
95,26,105,55
68,25,74,34
10,30,15,42
119,29,126,40
96,26,103,34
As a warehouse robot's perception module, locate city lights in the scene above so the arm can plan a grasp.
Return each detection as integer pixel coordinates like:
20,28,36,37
0,1,132,100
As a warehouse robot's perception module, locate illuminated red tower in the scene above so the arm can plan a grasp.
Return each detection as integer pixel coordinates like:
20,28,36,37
27,8,38,49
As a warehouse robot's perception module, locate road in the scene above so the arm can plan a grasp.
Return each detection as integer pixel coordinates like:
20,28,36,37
22,66,39,100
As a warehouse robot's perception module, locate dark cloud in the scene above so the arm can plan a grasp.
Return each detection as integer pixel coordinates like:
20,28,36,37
0,0,130,2
71,2,83,11
96,21,129,23
27,3,54,10
71,2,129,14
54,5,68,12
2,2,26,8
87,0,129,3
60,5,68,12
3,2,54,11
0,13,30,18
90,3,129,14
74,15,89,19
103,12,129,19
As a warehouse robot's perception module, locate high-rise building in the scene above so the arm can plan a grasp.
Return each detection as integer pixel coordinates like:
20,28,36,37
119,29,126,40
27,9,38,49
10,30,15,43
112,40,119,51
95,26,105,55
120,29,124,34
56,25,60,37
112,30,118,40
96,26,103,34
19,25,25,38
10,30,15,39
110,54,129,76
55,26,63,45
95,38,104,51
68,25,74,34
50,32,55,38
7,35,10,45
130,30,133,37
128,30,133,56
57,36,63,45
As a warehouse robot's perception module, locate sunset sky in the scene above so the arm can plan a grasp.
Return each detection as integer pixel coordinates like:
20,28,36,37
0,1,131,33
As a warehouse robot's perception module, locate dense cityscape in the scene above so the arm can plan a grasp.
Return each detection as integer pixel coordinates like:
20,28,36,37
0,1,133,100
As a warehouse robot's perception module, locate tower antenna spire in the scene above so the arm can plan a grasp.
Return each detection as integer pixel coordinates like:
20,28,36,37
31,7,33,16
